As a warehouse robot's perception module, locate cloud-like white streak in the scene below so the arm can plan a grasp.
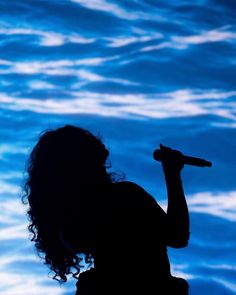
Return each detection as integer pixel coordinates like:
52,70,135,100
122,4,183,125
0,254,37,267
0,27,95,47
69,0,161,21
0,181,20,195
0,198,26,225
76,69,140,85
141,26,236,52
0,272,68,295
0,197,68,294
29,81,56,90
0,199,25,216
205,266,236,293
188,190,236,221
0,56,119,76
173,27,236,45
159,190,236,222
213,278,236,293
0,171,22,180
171,264,194,280
105,33,163,48
0,144,28,159
0,89,235,121
0,58,139,87
141,41,187,52
0,224,27,240
77,69,104,82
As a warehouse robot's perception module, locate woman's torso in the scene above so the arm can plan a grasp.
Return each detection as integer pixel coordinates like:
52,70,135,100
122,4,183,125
89,181,171,290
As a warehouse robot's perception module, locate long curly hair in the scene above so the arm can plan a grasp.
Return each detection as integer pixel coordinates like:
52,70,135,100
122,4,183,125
22,125,113,282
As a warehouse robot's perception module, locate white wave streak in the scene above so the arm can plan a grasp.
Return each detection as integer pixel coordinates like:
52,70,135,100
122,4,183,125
159,190,236,222
69,0,163,21
0,171,22,180
105,33,163,47
171,264,194,280
141,26,236,52
0,56,119,75
76,69,140,85
173,26,236,45
207,264,236,271
0,180,20,195
29,81,55,90
0,89,235,120
0,224,27,240
0,58,137,86
0,27,94,47
0,198,26,225
213,278,236,293
0,272,67,295
188,191,236,221
0,250,73,294
0,143,28,159
0,254,37,267
0,200,70,294
0,254,66,295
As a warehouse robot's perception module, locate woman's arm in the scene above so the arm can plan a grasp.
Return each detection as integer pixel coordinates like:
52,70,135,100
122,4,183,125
160,145,190,248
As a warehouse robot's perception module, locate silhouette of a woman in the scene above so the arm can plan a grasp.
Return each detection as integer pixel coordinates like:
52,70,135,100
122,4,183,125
23,125,190,295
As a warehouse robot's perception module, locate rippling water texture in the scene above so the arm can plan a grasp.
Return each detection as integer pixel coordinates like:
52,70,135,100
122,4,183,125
0,1,236,294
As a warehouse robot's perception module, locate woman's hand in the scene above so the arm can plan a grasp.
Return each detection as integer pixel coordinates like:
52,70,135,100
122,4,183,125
159,144,184,177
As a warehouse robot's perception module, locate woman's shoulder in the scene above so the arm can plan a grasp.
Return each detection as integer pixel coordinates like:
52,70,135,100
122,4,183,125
113,180,146,194
114,180,142,189
112,181,159,209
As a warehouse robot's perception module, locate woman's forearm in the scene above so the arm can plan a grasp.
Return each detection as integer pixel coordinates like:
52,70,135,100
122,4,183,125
165,171,190,248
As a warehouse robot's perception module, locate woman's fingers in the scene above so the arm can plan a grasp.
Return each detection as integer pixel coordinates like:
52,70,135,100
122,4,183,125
159,144,184,171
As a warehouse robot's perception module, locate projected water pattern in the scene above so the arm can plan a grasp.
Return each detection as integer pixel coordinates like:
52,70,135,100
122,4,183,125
0,1,236,294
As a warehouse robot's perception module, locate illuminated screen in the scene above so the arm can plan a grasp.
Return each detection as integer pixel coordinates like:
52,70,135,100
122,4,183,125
0,1,235,294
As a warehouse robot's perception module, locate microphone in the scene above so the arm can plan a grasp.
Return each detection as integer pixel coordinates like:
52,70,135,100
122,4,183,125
153,149,212,167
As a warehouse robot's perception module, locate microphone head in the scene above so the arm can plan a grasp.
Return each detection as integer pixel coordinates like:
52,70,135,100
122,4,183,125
204,160,212,167
153,149,162,161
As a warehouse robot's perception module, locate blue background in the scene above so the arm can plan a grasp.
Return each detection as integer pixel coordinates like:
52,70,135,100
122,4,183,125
0,0,236,294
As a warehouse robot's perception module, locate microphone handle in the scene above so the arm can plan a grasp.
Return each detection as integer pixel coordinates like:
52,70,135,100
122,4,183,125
153,149,212,167
183,155,212,167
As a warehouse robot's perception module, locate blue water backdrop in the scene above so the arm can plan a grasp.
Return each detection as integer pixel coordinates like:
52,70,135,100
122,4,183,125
0,0,236,294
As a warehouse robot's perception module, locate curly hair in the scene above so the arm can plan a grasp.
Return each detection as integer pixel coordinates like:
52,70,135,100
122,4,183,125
22,125,113,282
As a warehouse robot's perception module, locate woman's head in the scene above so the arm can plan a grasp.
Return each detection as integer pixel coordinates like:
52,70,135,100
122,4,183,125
22,125,111,282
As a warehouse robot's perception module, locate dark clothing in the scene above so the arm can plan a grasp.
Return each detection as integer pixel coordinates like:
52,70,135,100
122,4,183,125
75,181,189,295
76,269,189,295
